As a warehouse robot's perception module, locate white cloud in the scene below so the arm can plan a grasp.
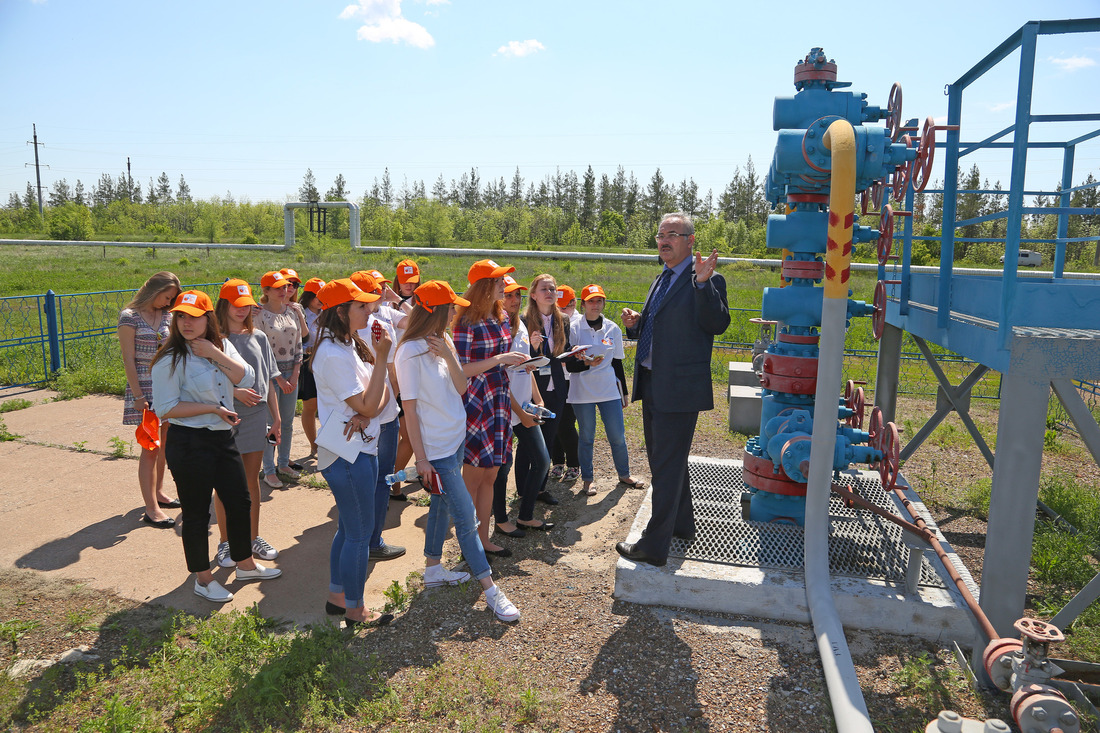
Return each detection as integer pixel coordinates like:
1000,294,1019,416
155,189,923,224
495,39,545,58
1048,55,1096,72
425,0,449,4
989,102,1014,113
340,0,435,49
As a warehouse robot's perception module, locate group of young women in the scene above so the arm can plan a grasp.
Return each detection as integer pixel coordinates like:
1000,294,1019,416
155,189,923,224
117,258,644,625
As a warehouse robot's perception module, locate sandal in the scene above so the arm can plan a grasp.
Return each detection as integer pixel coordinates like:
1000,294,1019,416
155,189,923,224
619,478,648,490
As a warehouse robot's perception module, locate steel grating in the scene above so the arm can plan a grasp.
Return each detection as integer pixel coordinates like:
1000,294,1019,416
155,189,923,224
672,458,945,587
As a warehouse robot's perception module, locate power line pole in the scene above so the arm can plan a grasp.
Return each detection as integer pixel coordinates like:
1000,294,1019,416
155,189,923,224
127,156,133,202
27,124,45,217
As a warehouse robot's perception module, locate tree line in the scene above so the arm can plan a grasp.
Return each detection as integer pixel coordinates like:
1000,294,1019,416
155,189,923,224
2,161,1096,267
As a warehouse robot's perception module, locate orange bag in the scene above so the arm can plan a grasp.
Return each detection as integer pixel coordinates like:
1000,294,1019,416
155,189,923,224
135,408,161,450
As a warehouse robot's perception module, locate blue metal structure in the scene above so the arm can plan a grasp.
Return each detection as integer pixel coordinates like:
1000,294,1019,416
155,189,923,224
744,49,911,524
872,19,1100,649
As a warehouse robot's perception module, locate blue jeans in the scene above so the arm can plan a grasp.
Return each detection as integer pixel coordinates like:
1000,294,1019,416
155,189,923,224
370,418,399,550
573,399,631,482
263,368,299,475
424,446,492,581
320,450,377,609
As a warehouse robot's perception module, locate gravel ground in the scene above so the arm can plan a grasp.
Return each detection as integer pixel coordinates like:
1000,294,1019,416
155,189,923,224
7,388,1099,731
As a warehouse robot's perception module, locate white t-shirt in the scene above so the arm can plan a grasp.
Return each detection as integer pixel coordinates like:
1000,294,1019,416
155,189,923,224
312,337,381,469
357,311,399,425
394,335,467,461
567,316,626,404
506,318,534,426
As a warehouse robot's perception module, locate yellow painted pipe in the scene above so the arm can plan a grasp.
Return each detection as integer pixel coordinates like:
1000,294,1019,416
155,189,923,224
821,121,856,300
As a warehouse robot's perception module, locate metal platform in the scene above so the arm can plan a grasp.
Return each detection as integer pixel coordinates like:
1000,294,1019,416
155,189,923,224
613,457,980,643
671,459,949,589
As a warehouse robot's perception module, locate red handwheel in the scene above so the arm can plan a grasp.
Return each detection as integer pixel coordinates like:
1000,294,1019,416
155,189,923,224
886,82,903,141
877,205,895,265
872,281,887,340
911,116,936,192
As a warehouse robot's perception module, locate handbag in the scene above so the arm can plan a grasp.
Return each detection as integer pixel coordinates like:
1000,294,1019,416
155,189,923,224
135,408,161,450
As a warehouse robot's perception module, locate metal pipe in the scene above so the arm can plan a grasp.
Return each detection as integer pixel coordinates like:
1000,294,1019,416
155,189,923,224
804,119,874,733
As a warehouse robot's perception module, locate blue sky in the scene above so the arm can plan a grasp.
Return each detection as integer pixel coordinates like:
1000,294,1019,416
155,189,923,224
1,0,1097,206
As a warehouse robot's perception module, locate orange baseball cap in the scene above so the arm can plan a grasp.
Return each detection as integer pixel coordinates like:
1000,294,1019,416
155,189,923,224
219,279,258,307
414,280,471,313
556,285,577,308
581,284,606,301
303,277,325,294
317,279,381,310
260,271,290,288
171,290,214,316
396,259,421,285
367,269,391,284
502,275,527,293
349,270,381,294
279,268,302,283
468,259,515,284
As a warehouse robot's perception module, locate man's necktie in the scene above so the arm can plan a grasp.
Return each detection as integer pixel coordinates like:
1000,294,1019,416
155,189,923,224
636,268,671,365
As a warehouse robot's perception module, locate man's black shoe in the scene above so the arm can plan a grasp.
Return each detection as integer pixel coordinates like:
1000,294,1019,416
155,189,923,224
536,490,559,506
673,530,696,542
615,541,666,567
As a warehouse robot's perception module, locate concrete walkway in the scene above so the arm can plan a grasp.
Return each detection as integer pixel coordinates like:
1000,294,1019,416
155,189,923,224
0,390,434,625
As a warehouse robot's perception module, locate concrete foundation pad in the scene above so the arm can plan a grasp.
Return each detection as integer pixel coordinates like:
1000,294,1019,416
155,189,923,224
727,361,760,389
613,459,978,644
727,384,763,435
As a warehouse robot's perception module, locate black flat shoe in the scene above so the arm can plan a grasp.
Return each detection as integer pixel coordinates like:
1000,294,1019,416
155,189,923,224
536,491,559,506
484,547,513,558
141,514,175,529
325,601,345,616
157,498,181,509
288,461,305,471
389,492,407,502
615,541,666,567
517,521,554,532
345,612,393,629
495,524,526,538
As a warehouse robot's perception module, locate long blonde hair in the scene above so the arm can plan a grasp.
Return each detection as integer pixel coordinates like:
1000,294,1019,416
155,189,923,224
126,271,180,312
524,274,566,357
453,277,505,329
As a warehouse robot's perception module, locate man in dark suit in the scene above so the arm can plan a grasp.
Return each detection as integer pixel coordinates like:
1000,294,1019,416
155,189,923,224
616,212,730,567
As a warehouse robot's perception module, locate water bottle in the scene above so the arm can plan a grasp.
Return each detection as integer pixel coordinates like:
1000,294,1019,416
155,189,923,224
521,401,555,420
384,467,417,486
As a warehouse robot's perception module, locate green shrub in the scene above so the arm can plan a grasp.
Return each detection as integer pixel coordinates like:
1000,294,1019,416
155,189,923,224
46,203,95,241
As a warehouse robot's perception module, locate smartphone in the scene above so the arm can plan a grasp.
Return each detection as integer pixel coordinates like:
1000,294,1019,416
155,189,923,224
266,432,278,445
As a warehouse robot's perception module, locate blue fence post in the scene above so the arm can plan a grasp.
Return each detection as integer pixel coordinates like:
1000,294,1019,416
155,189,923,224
44,289,61,375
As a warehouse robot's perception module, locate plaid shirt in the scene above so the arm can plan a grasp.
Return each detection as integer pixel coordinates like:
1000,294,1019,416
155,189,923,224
454,316,513,467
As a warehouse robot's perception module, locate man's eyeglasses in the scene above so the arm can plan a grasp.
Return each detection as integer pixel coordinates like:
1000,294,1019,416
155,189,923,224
655,232,690,242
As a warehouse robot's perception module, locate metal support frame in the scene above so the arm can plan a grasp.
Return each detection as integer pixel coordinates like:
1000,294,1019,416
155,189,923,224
282,201,361,249
900,336,993,466
979,374,1050,636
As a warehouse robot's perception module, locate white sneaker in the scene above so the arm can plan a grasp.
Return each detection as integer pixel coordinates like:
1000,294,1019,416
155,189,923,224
194,579,233,603
235,563,282,582
252,536,278,560
424,565,471,588
215,541,236,568
484,586,520,623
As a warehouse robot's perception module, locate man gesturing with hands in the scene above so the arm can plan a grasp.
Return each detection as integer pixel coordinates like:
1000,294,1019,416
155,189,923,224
617,213,730,567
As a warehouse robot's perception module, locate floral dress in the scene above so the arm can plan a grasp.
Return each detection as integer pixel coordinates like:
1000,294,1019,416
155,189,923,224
118,308,171,425
453,317,513,467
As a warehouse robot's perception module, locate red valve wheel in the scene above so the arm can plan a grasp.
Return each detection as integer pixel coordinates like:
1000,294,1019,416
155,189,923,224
879,422,900,488
846,386,865,429
872,280,887,340
886,82,903,141
877,204,895,265
860,187,870,216
1014,617,1065,643
910,116,936,192
869,406,884,446
844,379,855,401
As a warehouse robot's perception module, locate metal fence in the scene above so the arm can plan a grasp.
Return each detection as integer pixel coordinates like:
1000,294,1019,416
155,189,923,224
3,287,1095,431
